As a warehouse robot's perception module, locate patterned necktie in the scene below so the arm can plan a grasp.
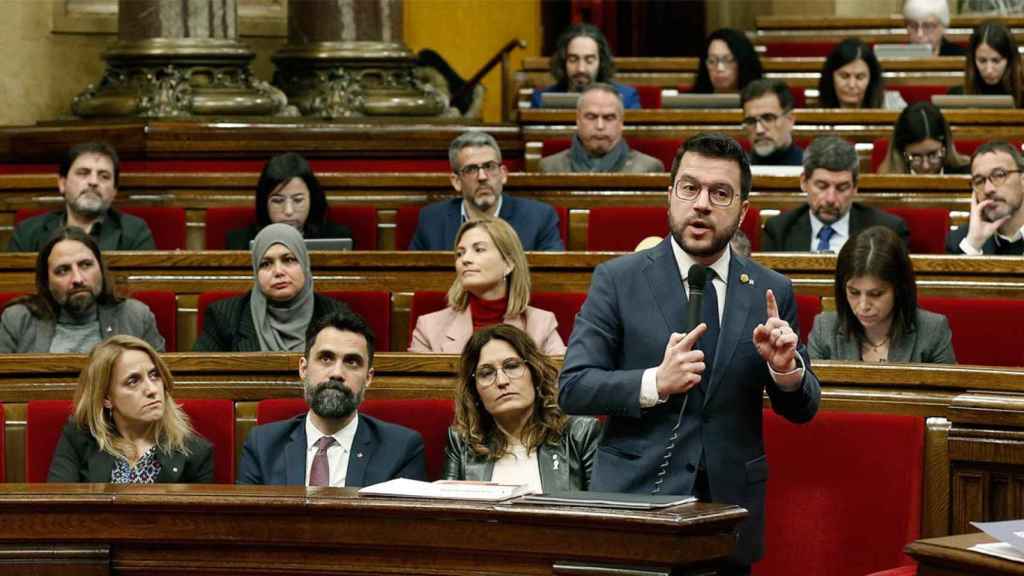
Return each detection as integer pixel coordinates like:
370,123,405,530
698,269,720,390
309,436,337,487
817,225,835,252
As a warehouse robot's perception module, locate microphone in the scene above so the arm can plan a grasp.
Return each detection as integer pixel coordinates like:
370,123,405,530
651,264,708,495
686,264,707,332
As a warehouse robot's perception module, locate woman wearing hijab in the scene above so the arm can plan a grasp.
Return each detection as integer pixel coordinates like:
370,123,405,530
193,223,348,352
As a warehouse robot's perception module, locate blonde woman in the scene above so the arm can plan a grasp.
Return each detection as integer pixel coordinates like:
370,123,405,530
409,218,566,355
48,335,213,483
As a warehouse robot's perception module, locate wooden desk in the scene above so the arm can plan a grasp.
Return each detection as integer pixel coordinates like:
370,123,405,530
906,532,1024,575
0,484,745,576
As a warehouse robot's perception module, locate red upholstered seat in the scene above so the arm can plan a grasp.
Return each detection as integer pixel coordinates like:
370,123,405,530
408,290,583,347
541,137,677,172
255,398,454,480
754,410,923,576
15,206,186,251
0,293,24,309
27,398,235,483
197,290,392,351
586,206,762,253
882,207,949,254
204,205,377,250
893,85,951,105
795,293,821,346
918,297,1024,366
394,204,568,251
634,85,662,109
125,290,178,352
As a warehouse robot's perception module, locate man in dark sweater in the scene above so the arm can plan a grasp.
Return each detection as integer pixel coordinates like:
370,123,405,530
946,140,1024,255
741,79,803,167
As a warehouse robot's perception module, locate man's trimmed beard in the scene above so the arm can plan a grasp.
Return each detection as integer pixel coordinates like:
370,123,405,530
304,378,361,420
69,190,110,219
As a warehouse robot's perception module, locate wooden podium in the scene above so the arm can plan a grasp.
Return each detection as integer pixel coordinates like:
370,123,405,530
0,484,745,575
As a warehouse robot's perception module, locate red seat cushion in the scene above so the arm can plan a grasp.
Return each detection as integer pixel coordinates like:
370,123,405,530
755,410,923,576
408,291,449,345
587,206,761,253
918,297,1024,366
255,398,454,480
893,85,951,105
15,207,185,251
28,399,234,483
795,293,821,346
125,290,178,352
205,205,377,250
883,207,949,254
198,290,391,351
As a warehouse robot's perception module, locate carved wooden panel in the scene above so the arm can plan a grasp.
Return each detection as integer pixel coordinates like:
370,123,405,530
52,0,285,37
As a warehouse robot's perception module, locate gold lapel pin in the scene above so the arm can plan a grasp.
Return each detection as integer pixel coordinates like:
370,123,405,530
739,273,752,285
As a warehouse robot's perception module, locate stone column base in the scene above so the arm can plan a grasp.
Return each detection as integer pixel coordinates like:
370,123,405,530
273,41,447,118
73,39,291,118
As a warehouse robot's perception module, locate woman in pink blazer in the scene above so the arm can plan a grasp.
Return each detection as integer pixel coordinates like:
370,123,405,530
409,219,566,355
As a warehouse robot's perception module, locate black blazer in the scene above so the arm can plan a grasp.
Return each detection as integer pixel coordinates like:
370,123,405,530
945,224,1024,255
762,203,910,252
193,292,347,352
47,421,213,483
442,416,602,491
225,220,355,250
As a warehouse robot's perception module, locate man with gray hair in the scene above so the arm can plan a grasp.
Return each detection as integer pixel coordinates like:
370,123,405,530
904,0,966,56
763,136,909,252
409,131,564,251
539,83,663,173
946,140,1024,255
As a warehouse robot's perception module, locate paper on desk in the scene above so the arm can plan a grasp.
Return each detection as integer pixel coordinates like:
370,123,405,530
972,519,1024,560
969,542,1024,563
358,478,533,501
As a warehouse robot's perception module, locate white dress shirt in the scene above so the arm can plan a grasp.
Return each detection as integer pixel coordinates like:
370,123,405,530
490,439,543,493
304,412,359,487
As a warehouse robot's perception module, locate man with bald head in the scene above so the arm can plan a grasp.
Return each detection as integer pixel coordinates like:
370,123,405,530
540,84,664,174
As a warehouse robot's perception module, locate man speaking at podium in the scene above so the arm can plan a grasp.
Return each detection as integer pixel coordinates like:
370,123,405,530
559,133,820,574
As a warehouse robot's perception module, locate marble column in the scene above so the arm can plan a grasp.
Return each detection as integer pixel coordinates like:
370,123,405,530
73,0,289,117
272,0,446,118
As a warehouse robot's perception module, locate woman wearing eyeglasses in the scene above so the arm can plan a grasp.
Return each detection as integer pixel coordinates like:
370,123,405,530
903,0,966,57
409,218,566,355
693,28,763,94
808,226,955,364
443,323,601,492
878,102,970,174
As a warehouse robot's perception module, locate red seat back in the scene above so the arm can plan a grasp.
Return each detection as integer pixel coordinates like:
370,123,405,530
255,398,454,480
15,207,186,251
883,207,949,254
587,206,761,253
408,291,449,344
197,290,391,350
125,290,177,352
634,85,662,109
892,84,951,105
530,292,587,344
795,293,821,346
755,410,923,576
28,399,234,483
918,297,1024,366
205,205,377,250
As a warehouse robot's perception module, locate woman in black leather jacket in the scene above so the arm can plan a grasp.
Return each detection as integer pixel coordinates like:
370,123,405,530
443,324,600,492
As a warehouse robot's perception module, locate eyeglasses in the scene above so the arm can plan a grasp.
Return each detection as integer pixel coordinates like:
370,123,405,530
456,161,501,178
741,112,785,129
673,179,736,208
904,147,945,167
971,168,1021,192
473,358,526,387
905,20,939,34
706,55,736,68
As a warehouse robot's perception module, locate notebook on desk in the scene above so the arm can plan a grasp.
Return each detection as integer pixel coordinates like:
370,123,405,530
661,93,740,109
874,43,934,59
539,92,582,109
931,94,1016,109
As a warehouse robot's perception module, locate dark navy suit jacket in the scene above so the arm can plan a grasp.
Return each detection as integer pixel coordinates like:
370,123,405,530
531,81,641,109
558,238,820,566
408,196,564,251
762,203,910,252
237,413,426,486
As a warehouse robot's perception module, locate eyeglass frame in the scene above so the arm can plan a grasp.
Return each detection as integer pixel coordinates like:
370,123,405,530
672,178,737,208
903,146,946,167
905,19,940,34
706,55,736,68
741,110,791,129
971,168,1022,192
472,358,528,387
455,160,502,178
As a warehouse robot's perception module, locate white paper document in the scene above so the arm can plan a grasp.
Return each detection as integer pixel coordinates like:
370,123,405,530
971,519,1024,563
359,478,534,502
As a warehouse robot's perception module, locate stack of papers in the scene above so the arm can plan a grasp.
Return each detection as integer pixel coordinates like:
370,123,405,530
514,491,696,510
970,520,1024,563
358,478,534,502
